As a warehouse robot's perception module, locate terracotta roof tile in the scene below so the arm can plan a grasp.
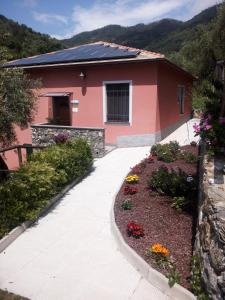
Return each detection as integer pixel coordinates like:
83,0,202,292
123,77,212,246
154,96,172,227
93,41,165,59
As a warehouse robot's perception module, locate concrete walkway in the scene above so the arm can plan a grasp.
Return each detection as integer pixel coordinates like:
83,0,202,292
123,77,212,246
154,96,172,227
0,119,198,300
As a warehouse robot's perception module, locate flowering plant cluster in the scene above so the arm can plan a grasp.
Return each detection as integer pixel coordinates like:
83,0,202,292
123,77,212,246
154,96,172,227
146,155,154,163
123,185,138,195
125,174,139,183
151,243,169,257
53,132,69,144
193,112,225,153
127,221,144,238
146,243,180,287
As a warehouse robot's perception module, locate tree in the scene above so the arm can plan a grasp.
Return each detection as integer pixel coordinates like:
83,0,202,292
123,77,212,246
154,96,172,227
0,46,41,147
169,1,225,113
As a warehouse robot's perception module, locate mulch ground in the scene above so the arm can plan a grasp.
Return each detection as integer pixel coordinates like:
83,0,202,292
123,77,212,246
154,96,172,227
114,145,198,290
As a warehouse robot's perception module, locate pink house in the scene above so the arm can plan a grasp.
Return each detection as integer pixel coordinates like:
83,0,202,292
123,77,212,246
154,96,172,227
3,41,194,168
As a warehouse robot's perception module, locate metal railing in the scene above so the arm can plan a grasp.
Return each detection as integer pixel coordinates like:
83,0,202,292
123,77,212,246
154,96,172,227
0,144,46,173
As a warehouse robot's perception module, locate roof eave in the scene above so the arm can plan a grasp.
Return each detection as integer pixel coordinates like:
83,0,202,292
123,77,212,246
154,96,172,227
2,56,195,80
162,59,196,80
3,57,164,69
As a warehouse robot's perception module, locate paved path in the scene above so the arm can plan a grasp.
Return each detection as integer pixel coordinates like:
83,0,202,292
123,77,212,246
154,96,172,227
0,146,170,300
0,119,198,300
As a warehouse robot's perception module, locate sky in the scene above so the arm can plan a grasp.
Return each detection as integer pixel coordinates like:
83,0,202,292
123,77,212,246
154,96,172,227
0,0,222,39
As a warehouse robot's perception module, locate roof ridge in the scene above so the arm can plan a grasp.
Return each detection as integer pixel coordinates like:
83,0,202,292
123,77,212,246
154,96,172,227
92,41,165,58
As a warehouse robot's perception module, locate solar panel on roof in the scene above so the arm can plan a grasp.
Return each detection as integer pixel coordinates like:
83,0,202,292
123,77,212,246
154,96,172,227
4,43,139,68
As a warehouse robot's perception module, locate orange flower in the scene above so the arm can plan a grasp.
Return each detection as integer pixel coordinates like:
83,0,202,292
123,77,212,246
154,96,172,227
151,243,169,257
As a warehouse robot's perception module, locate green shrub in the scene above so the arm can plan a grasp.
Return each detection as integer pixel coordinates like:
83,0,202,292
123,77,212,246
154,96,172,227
0,161,66,238
150,142,180,163
148,166,197,199
0,138,93,238
31,138,93,183
171,196,188,210
179,151,198,164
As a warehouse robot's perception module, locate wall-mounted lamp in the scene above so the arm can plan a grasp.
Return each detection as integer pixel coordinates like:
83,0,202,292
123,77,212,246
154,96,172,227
79,71,86,80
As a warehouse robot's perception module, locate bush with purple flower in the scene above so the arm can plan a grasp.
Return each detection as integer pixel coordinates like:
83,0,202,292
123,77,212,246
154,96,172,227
194,112,225,154
53,132,69,144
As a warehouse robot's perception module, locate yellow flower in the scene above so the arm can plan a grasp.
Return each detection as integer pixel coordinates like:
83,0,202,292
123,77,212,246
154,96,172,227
151,243,169,257
125,174,139,183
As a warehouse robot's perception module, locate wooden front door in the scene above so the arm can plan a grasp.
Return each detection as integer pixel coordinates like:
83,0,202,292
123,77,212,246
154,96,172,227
52,96,71,126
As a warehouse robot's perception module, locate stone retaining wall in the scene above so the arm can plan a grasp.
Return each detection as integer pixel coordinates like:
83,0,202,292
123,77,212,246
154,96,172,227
32,124,105,158
195,150,225,299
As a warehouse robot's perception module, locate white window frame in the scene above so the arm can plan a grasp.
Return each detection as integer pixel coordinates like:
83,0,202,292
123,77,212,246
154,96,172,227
178,85,185,115
103,80,132,125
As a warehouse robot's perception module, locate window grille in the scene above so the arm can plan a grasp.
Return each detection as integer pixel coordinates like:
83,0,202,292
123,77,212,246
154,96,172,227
106,83,129,122
178,86,185,114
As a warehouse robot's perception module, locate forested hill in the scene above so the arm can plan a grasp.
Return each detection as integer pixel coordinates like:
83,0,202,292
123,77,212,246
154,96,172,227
62,4,220,55
0,15,63,59
0,4,220,60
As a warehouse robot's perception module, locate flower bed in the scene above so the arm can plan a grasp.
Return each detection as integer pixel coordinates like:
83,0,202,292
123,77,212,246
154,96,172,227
114,144,198,290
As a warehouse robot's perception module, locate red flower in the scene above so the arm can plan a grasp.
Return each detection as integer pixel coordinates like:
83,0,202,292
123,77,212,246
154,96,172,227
146,155,154,163
127,222,144,238
123,185,138,195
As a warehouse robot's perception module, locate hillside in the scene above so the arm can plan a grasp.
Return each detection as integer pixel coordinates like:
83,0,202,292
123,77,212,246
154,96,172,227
0,4,220,61
62,5,220,55
0,15,63,59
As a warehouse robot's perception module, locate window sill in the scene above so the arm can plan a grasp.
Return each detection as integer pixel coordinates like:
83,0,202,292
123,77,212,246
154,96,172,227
104,122,130,126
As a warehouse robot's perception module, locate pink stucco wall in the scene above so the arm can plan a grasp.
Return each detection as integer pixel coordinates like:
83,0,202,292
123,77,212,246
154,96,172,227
3,60,192,169
30,62,159,144
156,62,192,133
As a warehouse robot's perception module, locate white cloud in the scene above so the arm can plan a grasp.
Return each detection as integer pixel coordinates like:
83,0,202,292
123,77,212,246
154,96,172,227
23,0,38,8
33,12,68,25
71,0,186,34
48,0,222,39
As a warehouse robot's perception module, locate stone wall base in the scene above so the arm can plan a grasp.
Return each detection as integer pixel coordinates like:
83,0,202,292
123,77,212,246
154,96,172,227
31,124,105,158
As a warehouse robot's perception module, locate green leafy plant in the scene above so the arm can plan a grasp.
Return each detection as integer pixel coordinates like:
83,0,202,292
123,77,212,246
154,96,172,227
167,264,181,288
151,142,180,163
148,166,197,212
148,165,197,199
121,200,133,210
190,256,209,300
182,152,198,164
171,196,188,210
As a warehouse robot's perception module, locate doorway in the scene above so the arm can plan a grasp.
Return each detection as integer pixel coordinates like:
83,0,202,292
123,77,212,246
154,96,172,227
52,96,71,126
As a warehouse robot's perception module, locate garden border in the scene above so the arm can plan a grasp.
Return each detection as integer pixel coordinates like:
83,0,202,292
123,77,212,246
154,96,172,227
110,182,196,300
0,167,93,253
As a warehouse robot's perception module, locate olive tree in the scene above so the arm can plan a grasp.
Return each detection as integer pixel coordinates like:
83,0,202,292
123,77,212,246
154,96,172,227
0,46,41,147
